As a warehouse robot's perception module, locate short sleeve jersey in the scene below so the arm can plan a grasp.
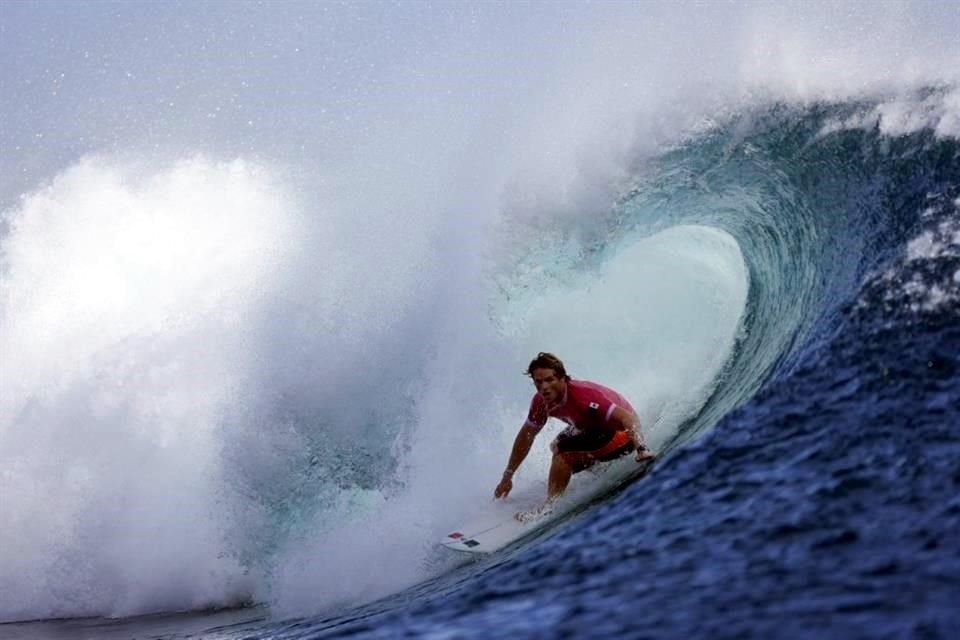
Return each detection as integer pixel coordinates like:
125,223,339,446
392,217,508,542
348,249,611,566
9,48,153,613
525,379,635,433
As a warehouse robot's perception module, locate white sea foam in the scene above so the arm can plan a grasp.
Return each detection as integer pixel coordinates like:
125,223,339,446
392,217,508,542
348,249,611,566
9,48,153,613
0,157,297,620
862,197,960,315
820,87,960,139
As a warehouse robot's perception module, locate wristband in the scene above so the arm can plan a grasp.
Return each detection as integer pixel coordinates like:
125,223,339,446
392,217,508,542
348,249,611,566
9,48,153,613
502,469,514,477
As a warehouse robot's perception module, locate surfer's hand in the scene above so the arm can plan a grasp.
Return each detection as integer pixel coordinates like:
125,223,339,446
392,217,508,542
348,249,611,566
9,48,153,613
494,475,513,499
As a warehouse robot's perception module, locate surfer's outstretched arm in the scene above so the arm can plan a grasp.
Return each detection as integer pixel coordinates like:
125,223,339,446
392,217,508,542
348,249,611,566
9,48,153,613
609,406,655,462
494,423,539,499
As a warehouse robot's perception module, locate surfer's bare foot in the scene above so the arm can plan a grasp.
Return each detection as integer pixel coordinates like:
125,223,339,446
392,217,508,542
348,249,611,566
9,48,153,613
514,502,555,523
635,446,655,463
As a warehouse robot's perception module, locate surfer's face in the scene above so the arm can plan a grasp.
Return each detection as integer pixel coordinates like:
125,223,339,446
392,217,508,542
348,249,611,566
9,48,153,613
532,368,566,405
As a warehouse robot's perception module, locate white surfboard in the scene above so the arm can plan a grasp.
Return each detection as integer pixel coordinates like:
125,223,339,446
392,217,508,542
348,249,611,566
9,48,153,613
441,516,534,554
440,456,654,555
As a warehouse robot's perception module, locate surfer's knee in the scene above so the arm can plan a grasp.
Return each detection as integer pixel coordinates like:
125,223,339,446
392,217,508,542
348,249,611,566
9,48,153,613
551,450,574,473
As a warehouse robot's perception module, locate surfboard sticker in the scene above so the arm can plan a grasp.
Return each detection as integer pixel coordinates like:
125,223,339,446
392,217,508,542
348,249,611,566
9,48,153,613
440,518,531,554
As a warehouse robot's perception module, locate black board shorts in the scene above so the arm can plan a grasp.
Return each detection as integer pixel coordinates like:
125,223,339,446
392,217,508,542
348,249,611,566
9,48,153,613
554,426,635,473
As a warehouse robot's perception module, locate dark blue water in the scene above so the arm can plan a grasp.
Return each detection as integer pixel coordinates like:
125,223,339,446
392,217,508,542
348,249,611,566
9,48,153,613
5,97,959,640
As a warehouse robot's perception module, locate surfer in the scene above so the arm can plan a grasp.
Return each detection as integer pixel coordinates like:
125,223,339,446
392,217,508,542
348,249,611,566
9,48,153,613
494,353,655,521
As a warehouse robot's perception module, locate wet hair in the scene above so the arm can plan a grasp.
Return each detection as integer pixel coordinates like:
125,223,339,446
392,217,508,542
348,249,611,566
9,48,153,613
526,352,570,380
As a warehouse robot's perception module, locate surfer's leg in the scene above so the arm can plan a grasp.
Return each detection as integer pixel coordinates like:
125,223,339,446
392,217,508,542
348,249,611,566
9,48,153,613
513,452,572,523
516,442,593,523
547,451,574,500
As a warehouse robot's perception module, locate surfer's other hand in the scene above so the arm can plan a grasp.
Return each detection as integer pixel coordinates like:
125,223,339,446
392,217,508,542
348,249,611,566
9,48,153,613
635,446,655,463
494,476,513,499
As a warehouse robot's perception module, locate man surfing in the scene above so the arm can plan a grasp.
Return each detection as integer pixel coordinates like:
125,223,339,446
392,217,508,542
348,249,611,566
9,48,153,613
494,352,655,521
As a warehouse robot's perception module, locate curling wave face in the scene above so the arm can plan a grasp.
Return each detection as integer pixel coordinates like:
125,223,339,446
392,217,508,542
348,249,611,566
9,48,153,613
613,96,960,448
273,94,960,639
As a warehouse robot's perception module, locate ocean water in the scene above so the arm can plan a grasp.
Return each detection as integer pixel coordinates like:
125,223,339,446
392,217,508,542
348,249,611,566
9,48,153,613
2,3,959,639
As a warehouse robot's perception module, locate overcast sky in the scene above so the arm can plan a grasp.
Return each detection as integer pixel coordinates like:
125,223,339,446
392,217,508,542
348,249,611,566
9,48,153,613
3,1,960,209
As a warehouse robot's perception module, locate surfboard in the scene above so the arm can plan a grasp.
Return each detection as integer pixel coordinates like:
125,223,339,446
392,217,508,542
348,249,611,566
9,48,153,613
440,456,654,555
441,516,533,554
